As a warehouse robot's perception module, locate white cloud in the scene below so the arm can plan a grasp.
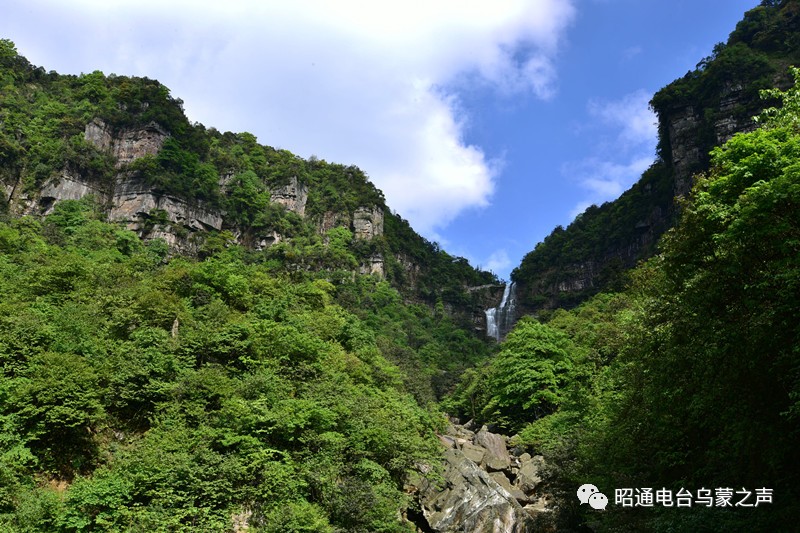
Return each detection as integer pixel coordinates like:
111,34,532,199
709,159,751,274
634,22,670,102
565,155,654,219
587,89,657,148
483,249,512,278
566,89,657,219
442,244,512,280
2,0,575,237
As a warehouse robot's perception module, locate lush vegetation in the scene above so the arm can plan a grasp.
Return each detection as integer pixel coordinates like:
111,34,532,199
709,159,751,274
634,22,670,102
0,37,495,314
512,161,674,309
0,38,503,531
5,3,800,531
448,68,800,531
0,197,495,531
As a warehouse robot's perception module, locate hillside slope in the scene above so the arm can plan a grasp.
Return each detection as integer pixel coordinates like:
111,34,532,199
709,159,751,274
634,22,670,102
0,39,508,531
0,38,499,329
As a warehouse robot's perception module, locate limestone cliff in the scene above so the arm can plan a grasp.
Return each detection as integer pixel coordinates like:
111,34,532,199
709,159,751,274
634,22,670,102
0,45,496,335
6,118,387,260
269,175,308,217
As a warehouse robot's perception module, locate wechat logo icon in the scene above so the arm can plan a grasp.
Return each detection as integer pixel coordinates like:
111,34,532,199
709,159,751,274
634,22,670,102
577,483,608,510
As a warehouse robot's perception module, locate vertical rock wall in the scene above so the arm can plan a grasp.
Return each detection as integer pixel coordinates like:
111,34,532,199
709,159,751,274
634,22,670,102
269,176,308,217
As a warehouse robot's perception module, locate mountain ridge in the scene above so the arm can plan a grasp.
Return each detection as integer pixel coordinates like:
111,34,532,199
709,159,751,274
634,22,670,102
0,38,502,333
512,0,800,315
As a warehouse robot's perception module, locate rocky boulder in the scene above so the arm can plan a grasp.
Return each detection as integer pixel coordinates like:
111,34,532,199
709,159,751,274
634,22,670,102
419,448,533,533
475,426,511,472
409,421,553,532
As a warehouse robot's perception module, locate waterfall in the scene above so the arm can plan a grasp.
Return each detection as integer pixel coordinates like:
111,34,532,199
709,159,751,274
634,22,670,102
484,282,517,341
485,308,498,340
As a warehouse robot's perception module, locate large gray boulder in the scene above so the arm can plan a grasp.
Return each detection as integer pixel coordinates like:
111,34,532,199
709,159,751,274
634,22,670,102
419,448,533,532
514,455,545,493
475,426,512,472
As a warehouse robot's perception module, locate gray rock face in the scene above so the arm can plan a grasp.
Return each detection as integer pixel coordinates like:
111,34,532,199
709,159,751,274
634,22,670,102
12,117,390,270
475,426,511,472
489,472,529,503
420,448,533,533
269,176,308,217
358,253,385,277
667,106,702,198
317,206,383,241
514,455,544,494
38,173,105,214
83,119,114,152
7,119,220,254
110,176,223,231
411,422,553,532
85,119,168,167
2,181,13,203
353,206,384,239
317,211,345,234
666,82,757,199
461,442,487,464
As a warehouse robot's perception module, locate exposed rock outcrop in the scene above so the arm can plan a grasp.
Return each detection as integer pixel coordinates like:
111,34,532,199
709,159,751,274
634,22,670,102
410,422,552,532
353,206,384,240
666,106,702,198
8,117,392,275
269,176,308,217
317,211,345,234
85,118,168,167
666,82,757,198
317,206,384,241
514,50,772,314
37,172,106,214
106,176,222,253
359,253,385,277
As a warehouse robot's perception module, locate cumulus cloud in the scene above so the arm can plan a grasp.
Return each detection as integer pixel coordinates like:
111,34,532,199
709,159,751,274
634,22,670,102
566,89,657,219
2,0,575,236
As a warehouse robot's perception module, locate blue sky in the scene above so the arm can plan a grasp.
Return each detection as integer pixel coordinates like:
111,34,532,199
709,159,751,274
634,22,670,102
1,0,759,279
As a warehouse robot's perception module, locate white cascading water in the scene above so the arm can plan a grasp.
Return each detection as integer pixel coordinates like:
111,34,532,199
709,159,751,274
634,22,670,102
484,282,517,341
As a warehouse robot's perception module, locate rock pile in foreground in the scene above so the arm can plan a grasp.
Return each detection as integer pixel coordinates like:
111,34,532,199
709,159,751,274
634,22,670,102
408,420,553,532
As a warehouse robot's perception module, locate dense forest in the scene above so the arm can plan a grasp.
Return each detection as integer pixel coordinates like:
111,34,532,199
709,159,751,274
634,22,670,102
3,1,800,531
446,67,800,532
0,38,496,531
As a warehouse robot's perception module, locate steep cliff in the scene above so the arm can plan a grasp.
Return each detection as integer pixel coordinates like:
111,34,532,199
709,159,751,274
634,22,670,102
512,0,800,312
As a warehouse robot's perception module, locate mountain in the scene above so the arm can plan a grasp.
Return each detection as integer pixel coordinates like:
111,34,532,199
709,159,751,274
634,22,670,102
511,0,800,313
0,38,507,531
0,38,501,328
441,3,800,530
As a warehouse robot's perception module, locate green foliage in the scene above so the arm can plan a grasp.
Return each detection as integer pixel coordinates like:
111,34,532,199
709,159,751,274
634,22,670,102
0,210,451,530
0,40,501,531
384,211,497,308
481,319,575,430
7,351,104,476
514,1,800,314
651,1,799,164
444,318,583,432
129,137,220,205
457,71,800,531
757,64,800,128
